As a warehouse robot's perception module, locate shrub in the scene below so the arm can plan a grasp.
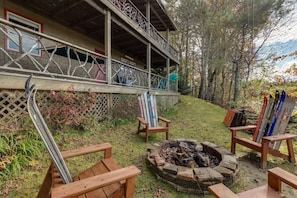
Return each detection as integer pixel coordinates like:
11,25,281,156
45,87,96,132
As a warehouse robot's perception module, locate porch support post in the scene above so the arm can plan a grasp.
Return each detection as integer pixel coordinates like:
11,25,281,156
166,58,170,91
147,43,151,90
105,9,112,120
146,0,150,35
176,64,178,92
146,1,151,90
105,9,112,85
166,29,169,50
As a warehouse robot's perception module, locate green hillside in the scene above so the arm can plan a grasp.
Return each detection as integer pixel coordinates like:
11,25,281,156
2,95,297,197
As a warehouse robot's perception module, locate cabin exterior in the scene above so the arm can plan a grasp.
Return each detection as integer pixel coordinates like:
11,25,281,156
0,0,179,123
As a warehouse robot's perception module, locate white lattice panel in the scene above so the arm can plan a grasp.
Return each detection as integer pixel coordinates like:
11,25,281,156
0,90,27,123
0,89,178,125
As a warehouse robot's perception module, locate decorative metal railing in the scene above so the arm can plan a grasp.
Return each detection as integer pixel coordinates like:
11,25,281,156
109,0,178,58
151,73,167,90
111,60,149,88
0,18,107,83
151,73,178,91
0,18,177,92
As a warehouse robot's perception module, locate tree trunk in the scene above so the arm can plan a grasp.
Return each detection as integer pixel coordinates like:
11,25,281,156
228,62,235,103
221,67,226,106
234,60,240,102
199,31,212,100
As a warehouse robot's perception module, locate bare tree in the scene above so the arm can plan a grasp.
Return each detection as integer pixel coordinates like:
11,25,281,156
164,0,293,106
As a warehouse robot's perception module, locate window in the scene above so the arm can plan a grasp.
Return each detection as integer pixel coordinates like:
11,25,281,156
6,11,41,56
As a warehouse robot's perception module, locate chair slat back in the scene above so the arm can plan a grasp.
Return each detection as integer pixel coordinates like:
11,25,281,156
25,75,73,184
254,91,296,149
252,96,268,142
138,92,158,127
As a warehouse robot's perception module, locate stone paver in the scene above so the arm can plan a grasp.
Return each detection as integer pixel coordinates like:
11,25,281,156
214,166,234,177
193,167,224,182
155,155,165,166
177,166,194,181
163,162,178,175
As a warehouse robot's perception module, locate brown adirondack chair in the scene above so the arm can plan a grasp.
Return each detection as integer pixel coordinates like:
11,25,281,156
136,92,171,142
229,94,297,169
208,167,297,198
25,75,141,198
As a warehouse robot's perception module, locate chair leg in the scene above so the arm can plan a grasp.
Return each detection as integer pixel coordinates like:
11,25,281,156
231,131,236,154
166,131,169,140
286,139,295,163
137,121,141,134
146,132,149,143
231,138,236,154
267,171,282,192
37,165,52,198
125,176,136,197
261,139,269,169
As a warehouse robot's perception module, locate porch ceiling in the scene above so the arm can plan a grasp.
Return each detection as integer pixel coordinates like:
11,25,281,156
9,0,177,67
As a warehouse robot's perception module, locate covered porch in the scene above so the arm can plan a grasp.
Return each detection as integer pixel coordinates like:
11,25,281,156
0,0,179,124
0,0,179,94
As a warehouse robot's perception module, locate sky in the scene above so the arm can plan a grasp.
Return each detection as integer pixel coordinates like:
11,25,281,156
264,7,297,45
161,0,297,78
256,4,297,79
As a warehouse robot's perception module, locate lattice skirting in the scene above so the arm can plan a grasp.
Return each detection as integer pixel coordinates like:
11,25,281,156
0,89,178,126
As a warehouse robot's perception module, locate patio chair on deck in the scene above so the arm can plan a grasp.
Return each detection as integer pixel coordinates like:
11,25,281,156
137,92,171,142
25,75,140,198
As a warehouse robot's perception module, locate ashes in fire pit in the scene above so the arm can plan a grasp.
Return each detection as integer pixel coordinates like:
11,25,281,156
146,140,239,195
159,140,219,168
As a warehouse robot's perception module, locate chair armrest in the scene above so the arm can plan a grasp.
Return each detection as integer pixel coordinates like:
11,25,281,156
229,125,256,136
158,116,171,123
208,183,238,198
268,167,297,190
51,165,141,198
137,117,148,125
229,125,256,132
61,143,112,159
262,134,297,142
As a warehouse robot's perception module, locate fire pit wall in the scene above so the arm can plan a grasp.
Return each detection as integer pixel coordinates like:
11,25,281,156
146,140,239,195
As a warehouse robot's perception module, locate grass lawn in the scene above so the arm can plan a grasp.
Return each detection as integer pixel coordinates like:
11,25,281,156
2,95,297,197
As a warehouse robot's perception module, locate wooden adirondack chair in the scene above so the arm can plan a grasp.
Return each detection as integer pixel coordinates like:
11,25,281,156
25,75,141,198
229,94,297,169
137,92,171,142
208,167,297,198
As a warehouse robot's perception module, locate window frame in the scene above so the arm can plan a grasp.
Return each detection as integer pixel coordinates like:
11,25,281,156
5,9,42,56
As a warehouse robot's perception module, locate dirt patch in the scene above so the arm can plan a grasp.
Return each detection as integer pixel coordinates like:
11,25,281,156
234,152,297,197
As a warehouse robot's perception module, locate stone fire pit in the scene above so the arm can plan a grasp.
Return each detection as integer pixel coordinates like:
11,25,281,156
146,139,239,195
